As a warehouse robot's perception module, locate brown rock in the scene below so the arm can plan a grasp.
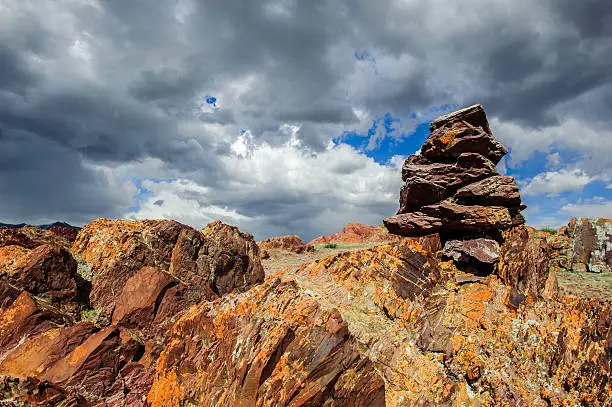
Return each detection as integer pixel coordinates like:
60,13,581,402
422,120,507,164
148,278,385,407
496,226,556,298
401,153,497,193
454,175,522,207
258,235,314,254
0,226,76,251
385,200,513,236
443,238,500,264
310,222,401,245
430,103,492,135
200,220,265,295
72,218,264,311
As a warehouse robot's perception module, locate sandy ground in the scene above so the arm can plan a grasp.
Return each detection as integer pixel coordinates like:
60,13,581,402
263,243,612,301
261,242,385,276
556,270,612,301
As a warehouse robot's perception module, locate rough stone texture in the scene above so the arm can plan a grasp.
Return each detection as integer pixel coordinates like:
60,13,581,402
0,244,83,316
496,226,556,299
258,235,315,254
0,226,76,251
72,218,265,312
385,105,524,251
1,220,610,406
422,120,507,164
443,238,500,265
546,218,612,273
0,217,266,406
148,278,385,407
385,200,513,236
310,222,401,245
286,240,610,406
454,175,522,207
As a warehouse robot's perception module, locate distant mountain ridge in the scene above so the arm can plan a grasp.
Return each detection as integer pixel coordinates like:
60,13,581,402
0,221,80,230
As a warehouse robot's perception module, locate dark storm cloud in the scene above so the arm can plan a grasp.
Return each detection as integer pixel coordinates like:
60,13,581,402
0,0,610,233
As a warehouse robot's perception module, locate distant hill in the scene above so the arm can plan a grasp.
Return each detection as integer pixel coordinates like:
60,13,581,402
0,221,80,230
309,222,401,245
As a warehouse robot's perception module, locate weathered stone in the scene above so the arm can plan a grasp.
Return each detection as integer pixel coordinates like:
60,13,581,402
385,200,513,236
443,238,500,264
496,226,555,298
0,226,76,251
286,240,611,405
422,121,508,164
398,176,446,212
401,153,497,193
72,218,264,311
430,103,492,135
569,218,612,272
454,175,521,206
148,278,385,407
387,105,525,251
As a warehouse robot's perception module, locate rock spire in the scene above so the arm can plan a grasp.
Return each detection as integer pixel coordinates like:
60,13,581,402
384,104,525,270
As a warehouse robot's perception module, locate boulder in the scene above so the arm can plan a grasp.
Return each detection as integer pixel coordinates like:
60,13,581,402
385,200,513,236
72,218,264,311
422,121,507,164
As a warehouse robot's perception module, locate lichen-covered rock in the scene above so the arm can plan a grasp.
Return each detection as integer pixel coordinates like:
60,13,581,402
287,240,610,406
0,244,84,316
148,278,385,407
385,105,525,271
0,226,76,251
496,226,556,299
385,200,513,236
72,218,264,312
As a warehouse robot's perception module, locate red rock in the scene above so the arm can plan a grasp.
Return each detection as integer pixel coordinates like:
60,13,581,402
454,175,521,207
258,235,314,254
0,226,76,251
422,120,507,164
0,244,82,316
310,222,401,245
385,200,513,236
72,218,264,312
496,226,556,298
443,238,500,264
148,278,385,407
401,153,497,192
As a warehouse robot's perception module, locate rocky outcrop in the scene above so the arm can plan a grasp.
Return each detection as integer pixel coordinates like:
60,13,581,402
72,218,264,313
285,240,610,406
258,235,315,254
310,222,401,245
548,218,612,273
149,278,385,407
0,226,76,251
496,226,558,299
0,218,267,406
0,244,84,316
384,104,524,239
384,104,526,275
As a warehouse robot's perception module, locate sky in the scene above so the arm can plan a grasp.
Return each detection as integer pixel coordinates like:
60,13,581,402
0,0,611,241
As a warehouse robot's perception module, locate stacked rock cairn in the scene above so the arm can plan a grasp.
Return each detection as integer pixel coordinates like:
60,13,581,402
384,104,526,272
